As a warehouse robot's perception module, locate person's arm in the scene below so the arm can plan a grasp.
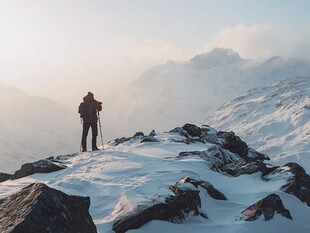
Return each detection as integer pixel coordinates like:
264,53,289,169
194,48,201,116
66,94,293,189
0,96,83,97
94,100,102,111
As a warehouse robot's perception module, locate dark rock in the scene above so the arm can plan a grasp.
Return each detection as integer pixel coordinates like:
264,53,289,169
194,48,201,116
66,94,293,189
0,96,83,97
149,130,156,136
263,163,310,206
11,159,66,180
182,123,202,137
112,178,207,233
141,136,159,143
133,132,144,138
241,194,292,221
0,173,11,183
178,145,240,171
248,148,270,161
182,177,227,200
220,160,267,177
0,183,97,233
217,131,249,159
169,127,189,138
114,137,131,146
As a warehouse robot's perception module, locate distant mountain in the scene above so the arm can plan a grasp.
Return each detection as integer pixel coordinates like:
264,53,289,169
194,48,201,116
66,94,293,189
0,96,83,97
207,77,310,170
103,48,310,140
0,83,80,173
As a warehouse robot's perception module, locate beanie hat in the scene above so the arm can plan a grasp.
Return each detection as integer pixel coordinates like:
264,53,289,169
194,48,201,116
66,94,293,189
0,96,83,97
88,92,94,96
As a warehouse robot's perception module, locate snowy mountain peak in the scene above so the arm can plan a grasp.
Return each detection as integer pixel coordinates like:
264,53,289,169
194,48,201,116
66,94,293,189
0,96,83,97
190,48,243,68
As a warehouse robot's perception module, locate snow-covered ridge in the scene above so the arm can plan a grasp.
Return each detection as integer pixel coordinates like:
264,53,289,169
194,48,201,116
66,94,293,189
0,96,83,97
103,48,310,141
1,124,310,233
207,77,310,172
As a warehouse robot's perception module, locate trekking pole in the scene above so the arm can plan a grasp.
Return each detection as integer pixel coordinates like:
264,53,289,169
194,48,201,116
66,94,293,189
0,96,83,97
97,111,104,149
80,118,83,153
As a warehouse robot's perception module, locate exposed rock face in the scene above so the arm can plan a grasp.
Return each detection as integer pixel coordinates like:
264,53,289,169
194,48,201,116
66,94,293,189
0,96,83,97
11,159,66,180
141,136,159,143
112,177,208,233
0,172,11,183
263,163,310,206
182,123,202,137
217,131,248,159
0,183,97,233
241,194,292,221
220,160,267,177
181,177,227,200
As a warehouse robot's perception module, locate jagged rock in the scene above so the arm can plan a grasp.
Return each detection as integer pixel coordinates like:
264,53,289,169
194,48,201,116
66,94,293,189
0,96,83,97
141,136,159,143
112,177,207,233
182,123,202,137
182,177,227,200
114,137,131,146
0,183,97,233
220,160,267,177
178,145,240,171
11,159,66,180
133,132,144,138
169,127,189,138
263,163,310,206
241,194,292,221
149,130,156,136
217,131,249,159
0,173,11,183
248,148,270,161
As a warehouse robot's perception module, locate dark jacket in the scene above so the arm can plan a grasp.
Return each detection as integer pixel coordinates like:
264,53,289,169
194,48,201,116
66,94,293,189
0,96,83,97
81,94,102,123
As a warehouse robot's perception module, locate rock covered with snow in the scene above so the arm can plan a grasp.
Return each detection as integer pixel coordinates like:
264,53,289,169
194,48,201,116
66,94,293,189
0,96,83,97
112,177,208,233
207,77,310,171
0,183,97,233
241,194,292,221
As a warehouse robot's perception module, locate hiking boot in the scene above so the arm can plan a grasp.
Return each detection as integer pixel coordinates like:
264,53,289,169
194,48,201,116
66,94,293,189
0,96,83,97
92,147,99,151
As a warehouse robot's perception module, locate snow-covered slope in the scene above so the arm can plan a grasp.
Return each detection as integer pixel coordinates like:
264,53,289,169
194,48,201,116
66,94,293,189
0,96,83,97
1,127,310,233
0,83,81,173
104,48,310,141
207,77,310,171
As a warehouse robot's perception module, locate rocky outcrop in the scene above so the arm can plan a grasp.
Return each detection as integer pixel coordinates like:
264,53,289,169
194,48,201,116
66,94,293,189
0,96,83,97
181,177,226,200
263,163,310,206
217,131,248,159
112,177,208,233
241,194,292,221
0,183,97,233
11,159,66,180
0,173,11,183
220,160,267,177
182,123,202,137
141,136,159,143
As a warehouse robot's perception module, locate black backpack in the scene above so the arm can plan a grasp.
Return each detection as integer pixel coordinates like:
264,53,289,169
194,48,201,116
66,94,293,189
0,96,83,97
78,102,94,120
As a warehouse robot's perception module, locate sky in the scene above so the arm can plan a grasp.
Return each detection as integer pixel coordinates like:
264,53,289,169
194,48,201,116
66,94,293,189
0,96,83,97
0,0,310,107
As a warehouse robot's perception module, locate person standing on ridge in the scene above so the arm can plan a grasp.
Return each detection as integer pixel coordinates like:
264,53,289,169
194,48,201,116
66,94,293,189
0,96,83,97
78,92,102,152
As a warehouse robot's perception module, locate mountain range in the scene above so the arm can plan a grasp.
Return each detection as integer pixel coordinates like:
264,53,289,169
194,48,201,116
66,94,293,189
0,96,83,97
103,48,310,141
0,83,80,173
207,77,310,172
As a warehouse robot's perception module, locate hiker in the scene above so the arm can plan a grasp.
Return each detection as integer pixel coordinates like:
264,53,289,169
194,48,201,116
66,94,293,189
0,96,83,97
78,92,102,152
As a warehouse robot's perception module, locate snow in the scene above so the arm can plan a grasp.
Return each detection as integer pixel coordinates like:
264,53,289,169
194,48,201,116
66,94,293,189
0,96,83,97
103,48,310,141
1,132,310,233
207,77,310,172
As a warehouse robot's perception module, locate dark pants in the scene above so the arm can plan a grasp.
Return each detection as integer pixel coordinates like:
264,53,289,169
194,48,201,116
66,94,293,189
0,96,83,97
81,122,98,151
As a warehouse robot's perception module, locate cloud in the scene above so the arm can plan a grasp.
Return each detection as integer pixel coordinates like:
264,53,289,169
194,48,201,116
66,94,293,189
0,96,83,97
202,24,276,59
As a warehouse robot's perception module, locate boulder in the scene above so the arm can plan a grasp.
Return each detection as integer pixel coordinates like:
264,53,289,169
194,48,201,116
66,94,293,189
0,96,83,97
241,194,292,221
217,131,248,159
182,123,202,137
149,130,156,136
0,173,11,183
112,177,207,233
181,177,227,200
263,163,310,206
141,136,159,143
0,183,97,233
133,132,144,138
11,159,66,180
169,127,189,138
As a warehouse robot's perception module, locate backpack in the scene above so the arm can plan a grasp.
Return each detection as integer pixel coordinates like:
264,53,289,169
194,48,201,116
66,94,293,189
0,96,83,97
78,102,94,120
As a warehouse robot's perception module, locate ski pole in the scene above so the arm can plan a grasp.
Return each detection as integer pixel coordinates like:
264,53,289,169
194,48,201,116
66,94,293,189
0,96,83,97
97,111,104,149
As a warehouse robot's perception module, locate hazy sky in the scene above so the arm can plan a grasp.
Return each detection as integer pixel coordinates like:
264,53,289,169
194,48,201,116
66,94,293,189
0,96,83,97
1,0,310,106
